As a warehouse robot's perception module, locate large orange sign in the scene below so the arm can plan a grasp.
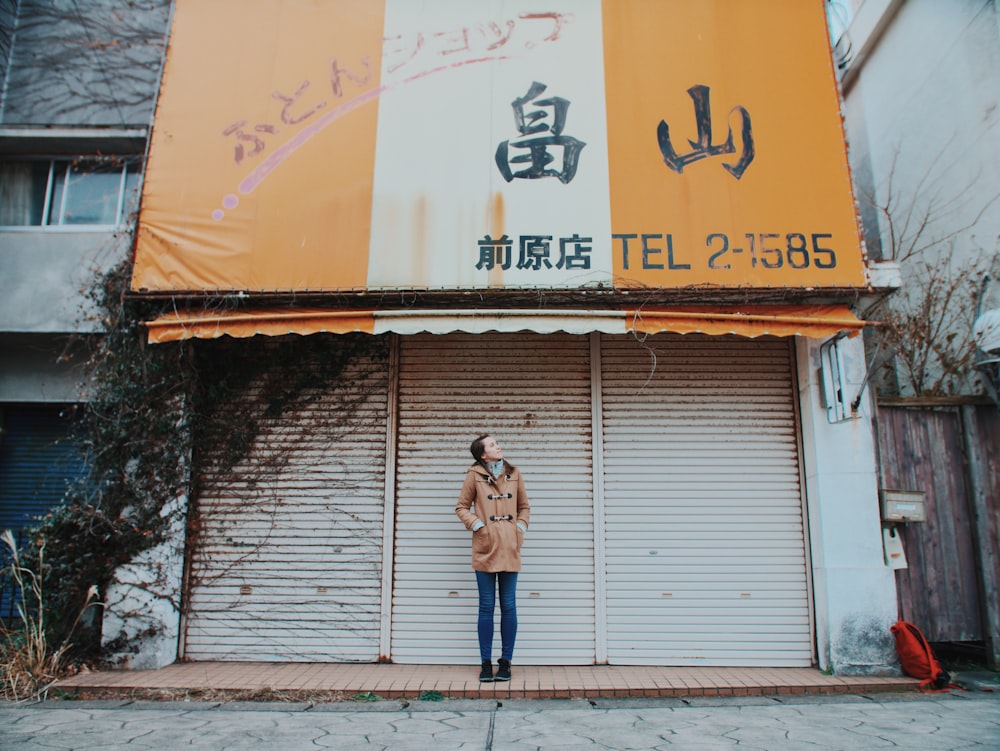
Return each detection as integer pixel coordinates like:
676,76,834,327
131,0,865,294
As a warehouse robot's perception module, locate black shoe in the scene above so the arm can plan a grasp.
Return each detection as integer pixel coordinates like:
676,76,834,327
495,659,511,681
479,660,494,682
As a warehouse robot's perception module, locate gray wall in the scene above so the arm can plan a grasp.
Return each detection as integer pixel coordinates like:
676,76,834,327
0,228,127,333
0,1,170,401
0,0,16,89
0,0,171,127
0,333,90,402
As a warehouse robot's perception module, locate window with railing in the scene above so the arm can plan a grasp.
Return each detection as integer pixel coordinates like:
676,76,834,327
0,157,141,227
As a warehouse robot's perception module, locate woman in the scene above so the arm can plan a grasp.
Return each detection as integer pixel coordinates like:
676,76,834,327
455,434,531,682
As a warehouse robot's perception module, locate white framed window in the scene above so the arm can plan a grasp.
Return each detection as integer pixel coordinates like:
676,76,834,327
0,157,141,227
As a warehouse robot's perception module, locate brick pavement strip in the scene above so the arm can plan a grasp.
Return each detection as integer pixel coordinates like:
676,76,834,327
1,691,999,751
50,663,916,700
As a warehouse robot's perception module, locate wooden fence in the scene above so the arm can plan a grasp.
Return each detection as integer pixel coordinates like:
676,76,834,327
876,400,1000,665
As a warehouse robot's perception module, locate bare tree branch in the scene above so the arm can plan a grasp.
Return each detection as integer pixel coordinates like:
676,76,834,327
863,144,1000,263
1,0,170,127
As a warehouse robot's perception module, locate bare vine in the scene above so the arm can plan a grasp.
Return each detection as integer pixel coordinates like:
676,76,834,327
865,146,1000,264
866,251,992,396
11,248,388,666
1,0,171,126
859,146,1000,397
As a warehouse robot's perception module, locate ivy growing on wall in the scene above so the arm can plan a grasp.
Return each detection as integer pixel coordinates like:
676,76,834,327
22,258,386,661
22,260,191,655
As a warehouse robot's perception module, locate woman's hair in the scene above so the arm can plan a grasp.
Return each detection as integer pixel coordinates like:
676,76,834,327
470,434,491,461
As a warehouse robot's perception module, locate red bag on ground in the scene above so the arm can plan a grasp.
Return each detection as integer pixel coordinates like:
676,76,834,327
890,619,951,690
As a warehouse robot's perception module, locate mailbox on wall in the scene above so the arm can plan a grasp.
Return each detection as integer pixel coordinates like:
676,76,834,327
879,489,927,523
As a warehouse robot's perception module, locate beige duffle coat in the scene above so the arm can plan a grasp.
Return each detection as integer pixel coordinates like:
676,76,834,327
455,461,531,572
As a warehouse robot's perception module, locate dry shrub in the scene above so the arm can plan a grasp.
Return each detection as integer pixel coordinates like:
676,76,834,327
0,530,98,701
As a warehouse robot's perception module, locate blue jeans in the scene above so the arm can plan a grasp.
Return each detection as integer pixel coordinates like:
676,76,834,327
475,570,518,662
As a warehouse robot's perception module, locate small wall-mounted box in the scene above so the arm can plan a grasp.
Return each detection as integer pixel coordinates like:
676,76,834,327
879,489,927,522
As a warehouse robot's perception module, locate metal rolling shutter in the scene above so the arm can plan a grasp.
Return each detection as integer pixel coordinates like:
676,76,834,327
0,405,85,619
600,334,812,666
392,333,595,664
0,405,84,532
184,347,390,662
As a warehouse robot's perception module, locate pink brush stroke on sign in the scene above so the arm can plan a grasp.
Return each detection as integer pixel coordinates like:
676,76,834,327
232,56,511,200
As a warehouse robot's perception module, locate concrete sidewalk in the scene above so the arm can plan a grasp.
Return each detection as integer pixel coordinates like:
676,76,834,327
2,690,999,750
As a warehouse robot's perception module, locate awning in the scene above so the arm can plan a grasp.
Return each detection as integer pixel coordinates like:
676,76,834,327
627,306,866,339
144,305,864,344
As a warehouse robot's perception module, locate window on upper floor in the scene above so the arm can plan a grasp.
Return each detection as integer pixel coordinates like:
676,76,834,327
0,157,141,227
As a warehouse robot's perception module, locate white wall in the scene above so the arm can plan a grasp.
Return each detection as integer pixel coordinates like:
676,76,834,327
844,0,1000,269
101,493,188,671
840,0,1000,398
796,335,899,674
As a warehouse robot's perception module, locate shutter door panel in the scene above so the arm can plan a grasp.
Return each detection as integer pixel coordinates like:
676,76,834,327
601,334,812,666
392,333,595,664
184,345,389,662
0,405,85,619
0,405,84,531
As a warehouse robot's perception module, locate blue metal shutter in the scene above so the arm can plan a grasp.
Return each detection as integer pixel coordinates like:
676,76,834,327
0,404,85,617
0,405,84,531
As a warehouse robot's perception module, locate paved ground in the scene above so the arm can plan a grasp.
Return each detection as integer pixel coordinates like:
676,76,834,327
2,690,999,750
